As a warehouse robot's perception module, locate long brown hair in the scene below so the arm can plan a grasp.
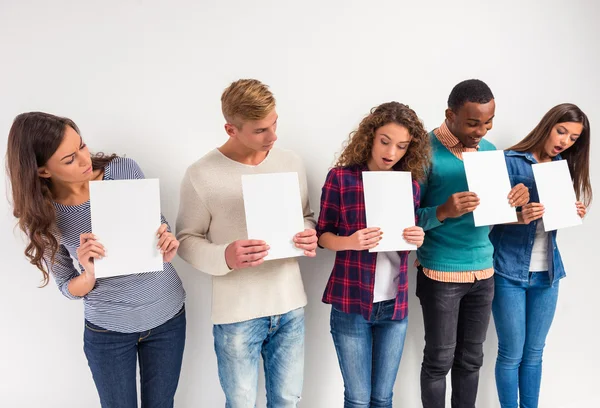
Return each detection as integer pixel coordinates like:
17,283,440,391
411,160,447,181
336,102,431,181
509,103,592,206
6,112,116,286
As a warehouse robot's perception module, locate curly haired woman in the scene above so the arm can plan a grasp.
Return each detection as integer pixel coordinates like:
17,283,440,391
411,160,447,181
316,101,431,408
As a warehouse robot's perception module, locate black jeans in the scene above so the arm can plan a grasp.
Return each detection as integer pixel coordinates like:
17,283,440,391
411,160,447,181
416,267,494,408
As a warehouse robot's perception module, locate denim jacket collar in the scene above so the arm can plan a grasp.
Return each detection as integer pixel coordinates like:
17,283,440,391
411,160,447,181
505,150,562,164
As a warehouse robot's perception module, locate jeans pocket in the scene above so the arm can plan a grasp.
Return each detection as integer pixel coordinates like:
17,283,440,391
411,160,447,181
85,320,111,333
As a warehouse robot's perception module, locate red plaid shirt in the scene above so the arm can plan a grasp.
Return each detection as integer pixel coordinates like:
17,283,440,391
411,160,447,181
316,165,420,321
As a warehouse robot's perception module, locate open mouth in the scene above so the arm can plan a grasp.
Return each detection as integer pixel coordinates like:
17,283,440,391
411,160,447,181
553,146,564,154
382,158,394,165
469,136,482,144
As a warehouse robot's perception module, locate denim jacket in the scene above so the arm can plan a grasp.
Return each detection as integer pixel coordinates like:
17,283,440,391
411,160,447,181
489,150,566,286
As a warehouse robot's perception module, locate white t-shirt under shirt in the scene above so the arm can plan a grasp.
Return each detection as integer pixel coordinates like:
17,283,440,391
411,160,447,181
373,251,401,302
529,219,549,272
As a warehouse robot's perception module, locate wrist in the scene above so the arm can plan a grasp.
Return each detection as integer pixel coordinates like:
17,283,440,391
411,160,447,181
436,205,448,222
82,270,96,285
342,236,355,251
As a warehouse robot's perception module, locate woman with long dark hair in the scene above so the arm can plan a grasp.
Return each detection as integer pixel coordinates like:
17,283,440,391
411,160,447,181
490,103,591,408
6,112,186,408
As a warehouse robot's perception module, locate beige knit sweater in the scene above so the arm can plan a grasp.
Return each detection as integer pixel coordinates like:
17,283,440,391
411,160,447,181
176,147,316,324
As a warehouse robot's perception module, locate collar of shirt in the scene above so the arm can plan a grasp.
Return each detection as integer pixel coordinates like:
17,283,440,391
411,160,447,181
505,149,563,164
434,121,480,152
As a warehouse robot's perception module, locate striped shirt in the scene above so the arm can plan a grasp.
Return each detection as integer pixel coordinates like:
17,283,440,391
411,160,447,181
46,157,186,333
419,122,494,283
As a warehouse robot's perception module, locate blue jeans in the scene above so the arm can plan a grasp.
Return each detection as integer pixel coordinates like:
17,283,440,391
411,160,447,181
330,300,408,408
213,307,305,408
83,306,186,408
492,273,559,408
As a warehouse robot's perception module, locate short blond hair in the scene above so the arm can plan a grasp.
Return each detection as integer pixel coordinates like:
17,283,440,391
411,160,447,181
221,79,276,127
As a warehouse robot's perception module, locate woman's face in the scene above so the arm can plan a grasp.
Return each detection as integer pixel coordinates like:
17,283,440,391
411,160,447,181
542,121,583,158
37,126,93,183
368,123,412,171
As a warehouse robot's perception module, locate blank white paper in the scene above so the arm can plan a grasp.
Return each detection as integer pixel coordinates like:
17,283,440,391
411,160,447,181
90,179,164,278
362,171,416,252
463,151,518,227
532,160,582,231
242,172,305,261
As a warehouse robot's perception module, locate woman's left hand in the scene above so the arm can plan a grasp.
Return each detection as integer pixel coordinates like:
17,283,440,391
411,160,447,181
403,226,425,248
157,224,180,263
508,183,530,207
576,201,587,219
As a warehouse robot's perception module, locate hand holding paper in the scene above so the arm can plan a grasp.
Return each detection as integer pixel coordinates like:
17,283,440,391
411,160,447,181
156,224,180,263
508,183,530,207
75,233,106,277
576,201,587,218
437,191,480,221
520,202,545,224
348,227,383,251
225,239,270,269
293,229,318,257
403,226,425,248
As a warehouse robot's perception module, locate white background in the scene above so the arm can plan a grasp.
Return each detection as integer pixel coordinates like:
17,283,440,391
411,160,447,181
1,1,598,407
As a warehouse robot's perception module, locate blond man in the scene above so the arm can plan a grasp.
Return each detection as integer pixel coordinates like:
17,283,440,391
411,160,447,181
176,79,317,407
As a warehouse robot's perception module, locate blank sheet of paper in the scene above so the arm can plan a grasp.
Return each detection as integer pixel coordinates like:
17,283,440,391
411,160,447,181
242,172,305,261
463,150,517,227
362,171,416,252
532,160,582,231
90,179,163,278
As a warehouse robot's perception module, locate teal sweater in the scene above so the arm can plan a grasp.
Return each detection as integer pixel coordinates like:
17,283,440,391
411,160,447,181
416,131,496,272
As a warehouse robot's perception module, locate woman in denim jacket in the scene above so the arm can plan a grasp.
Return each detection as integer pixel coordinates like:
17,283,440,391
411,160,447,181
489,103,591,408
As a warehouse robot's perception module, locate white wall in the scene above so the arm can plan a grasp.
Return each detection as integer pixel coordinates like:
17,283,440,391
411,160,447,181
1,1,598,406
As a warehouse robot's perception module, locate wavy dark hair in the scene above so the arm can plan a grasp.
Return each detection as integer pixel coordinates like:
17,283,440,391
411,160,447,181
335,102,431,181
509,103,592,206
6,112,117,286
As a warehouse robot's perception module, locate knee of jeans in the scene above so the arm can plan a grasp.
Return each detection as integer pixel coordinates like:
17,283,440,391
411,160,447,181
344,395,370,407
343,383,371,407
454,343,484,372
521,344,545,366
370,394,393,407
497,345,524,368
422,345,454,377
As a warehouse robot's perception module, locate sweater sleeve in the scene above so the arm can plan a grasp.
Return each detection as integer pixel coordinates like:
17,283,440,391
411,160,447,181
176,169,232,276
416,167,444,231
296,157,316,231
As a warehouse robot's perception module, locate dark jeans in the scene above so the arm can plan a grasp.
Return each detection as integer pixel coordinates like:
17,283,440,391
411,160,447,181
416,268,494,408
83,306,186,408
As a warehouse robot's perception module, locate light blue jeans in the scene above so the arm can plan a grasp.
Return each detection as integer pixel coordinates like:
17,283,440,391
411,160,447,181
330,300,408,408
213,307,304,408
492,272,559,408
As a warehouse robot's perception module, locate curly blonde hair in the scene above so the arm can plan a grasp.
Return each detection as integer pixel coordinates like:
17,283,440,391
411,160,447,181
335,102,431,181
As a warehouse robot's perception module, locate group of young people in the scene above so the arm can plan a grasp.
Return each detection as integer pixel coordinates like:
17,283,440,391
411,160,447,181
6,78,591,408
